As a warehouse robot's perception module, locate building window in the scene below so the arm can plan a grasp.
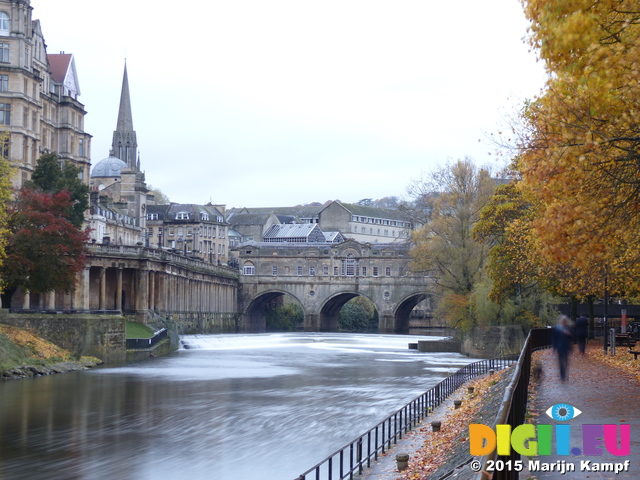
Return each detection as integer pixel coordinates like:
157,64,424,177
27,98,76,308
0,103,10,125
386,267,391,276
323,266,329,276
373,267,379,277
334,266,339,276
342,253,355,276
242,262,255,275
78,138,84,157
0,14,7,36
362,267,367,276
176,212,189,220
297,266,303,276
0,74,7,91
272,266,278,276
0,43,8,63
309,266,315,276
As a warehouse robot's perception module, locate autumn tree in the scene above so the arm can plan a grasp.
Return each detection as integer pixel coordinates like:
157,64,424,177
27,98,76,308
515,0,640,295
28,152,89,228
148,185,171,205
0,142,11,288
0,189,89,306
409,158,497,329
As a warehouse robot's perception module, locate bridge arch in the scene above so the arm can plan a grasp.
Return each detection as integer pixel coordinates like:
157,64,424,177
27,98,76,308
242,289,305,332
318,291,378,331
393,292,429,333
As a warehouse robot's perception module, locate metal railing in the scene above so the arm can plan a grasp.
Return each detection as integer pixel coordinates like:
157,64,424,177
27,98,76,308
126,328,168,350
473,328,552,480
295,356,517,480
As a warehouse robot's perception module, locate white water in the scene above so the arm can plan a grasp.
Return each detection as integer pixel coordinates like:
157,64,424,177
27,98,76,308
0,333,477,480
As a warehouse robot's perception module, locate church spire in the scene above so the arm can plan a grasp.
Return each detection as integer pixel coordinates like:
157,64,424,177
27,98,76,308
111,62,138,170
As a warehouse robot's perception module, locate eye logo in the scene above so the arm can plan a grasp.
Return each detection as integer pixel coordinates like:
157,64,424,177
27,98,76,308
545,403,582,421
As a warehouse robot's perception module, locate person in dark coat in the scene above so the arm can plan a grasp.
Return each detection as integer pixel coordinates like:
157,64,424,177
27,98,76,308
575,315,588,354
552,315,573,381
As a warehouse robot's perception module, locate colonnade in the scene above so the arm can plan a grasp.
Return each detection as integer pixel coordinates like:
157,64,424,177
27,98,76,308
12,259,238,319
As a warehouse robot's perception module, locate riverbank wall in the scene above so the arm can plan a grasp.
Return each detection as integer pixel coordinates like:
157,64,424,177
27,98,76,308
0,310,126,364
460,325,526,358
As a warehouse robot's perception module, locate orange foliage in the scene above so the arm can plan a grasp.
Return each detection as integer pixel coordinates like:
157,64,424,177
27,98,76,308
516,0,640,295
0,324,72,360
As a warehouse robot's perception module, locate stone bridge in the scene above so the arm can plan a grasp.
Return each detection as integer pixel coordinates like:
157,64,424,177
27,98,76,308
236,240,432,333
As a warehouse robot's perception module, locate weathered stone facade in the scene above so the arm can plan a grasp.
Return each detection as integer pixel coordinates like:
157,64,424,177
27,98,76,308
0,0,91,189
236,239,432,332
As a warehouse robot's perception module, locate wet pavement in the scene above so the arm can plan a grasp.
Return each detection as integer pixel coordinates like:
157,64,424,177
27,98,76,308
525,346,640,479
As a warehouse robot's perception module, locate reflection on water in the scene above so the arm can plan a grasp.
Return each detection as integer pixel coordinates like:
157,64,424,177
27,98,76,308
0,333,477,480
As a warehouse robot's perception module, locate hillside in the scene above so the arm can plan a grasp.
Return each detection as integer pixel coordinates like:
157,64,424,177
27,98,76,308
0,324,102,380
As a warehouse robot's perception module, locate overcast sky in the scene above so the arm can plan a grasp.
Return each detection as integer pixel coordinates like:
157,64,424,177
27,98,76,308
30,0,546,208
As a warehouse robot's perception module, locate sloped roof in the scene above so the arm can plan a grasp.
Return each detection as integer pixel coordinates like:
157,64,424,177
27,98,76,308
323,231,345,243
263,223,324,240
332,201,413,222
48,53,73,83
234,204,326,218
146,204,170,217
228,212,275,226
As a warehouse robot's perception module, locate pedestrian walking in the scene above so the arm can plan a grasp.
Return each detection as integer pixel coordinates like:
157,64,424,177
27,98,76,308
552,315,573,381
575,314,588,354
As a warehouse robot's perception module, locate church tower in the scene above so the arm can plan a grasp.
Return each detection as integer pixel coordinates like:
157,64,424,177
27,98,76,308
111,62,137,169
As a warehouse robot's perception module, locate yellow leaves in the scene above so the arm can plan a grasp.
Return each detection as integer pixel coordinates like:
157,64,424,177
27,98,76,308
0,324,72,361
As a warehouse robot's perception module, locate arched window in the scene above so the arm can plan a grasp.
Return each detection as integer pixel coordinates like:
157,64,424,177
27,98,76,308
341,253,356,276
242,261,255,275
0,13,9,36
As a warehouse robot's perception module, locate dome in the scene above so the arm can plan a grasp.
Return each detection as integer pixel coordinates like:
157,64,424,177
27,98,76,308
91,155,128,178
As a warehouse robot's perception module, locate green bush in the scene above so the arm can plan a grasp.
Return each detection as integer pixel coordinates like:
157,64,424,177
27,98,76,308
338,297,378,332
266,303,304,331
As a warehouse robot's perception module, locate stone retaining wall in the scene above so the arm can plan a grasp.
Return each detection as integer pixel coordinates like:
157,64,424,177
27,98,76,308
0,311,126,364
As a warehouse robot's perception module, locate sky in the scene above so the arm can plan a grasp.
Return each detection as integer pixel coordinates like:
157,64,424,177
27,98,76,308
30,0,547,208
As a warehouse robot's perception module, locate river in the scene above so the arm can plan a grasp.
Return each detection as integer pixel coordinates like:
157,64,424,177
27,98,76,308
0,333,477,480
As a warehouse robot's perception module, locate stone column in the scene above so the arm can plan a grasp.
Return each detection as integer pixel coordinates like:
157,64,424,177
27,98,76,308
135,269,149,312
74,267,90,311
46,291,56,311
116,267,123,312
98,267,106,311
149,271,155,311
22,289,30,310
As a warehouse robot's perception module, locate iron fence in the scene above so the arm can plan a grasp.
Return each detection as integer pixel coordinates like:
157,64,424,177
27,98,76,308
125,328,168,350
472,328,552,480
295,356,517,480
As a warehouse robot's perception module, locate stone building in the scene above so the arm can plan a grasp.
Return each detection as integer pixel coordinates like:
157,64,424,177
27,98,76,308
146,203,229,264
319,201,414,243
227,211,280,243
0,0,91,188
229,200,414,243
88,64,148,245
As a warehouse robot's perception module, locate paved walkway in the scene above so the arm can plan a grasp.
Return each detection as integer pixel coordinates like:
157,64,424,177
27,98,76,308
526,345,640,479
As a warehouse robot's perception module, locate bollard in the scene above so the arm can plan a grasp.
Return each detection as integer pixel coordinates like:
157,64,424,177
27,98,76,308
396,453,410,471
468,386,474,394
454,400,462,409
431,421,441,432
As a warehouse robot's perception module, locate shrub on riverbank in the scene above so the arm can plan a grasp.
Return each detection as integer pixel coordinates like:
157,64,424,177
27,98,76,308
0,324,101,377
